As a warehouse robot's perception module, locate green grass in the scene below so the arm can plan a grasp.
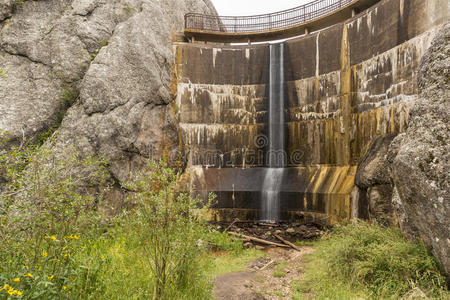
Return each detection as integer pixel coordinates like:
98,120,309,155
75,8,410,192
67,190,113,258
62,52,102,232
74,233,156,299
202,248,264,277
65,227,264,299
291,221,449,300
0,151,264,299
272,261,288,278
294,240,317,247
273,270,287,278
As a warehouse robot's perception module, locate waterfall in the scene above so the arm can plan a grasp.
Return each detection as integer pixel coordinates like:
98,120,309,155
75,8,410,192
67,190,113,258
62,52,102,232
261,43,286,222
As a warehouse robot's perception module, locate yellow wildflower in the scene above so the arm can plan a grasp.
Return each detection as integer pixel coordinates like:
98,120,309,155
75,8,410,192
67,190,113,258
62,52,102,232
12,278,20,282
50,235,56,240
42,252,48,257
101,255,105,260
63,254,68,258
65,234,79,240
62,286,67,290
3,284,10,290
7,288,14,295
48,275,54,280
23,273,33,278
14,290,22,296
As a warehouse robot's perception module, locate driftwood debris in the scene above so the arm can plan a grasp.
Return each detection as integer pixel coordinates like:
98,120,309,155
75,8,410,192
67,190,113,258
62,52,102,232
228,232,289,248
273,234,302,252
224,219,239,231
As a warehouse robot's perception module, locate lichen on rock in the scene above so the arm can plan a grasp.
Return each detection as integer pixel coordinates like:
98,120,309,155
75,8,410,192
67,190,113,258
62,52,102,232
390,23,450,275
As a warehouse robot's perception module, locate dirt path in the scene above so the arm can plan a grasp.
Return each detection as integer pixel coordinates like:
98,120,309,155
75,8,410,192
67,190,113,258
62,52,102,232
214,246,315,300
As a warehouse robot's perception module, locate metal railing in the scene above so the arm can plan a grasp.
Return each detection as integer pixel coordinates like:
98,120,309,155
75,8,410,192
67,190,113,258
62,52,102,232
185,0,355,33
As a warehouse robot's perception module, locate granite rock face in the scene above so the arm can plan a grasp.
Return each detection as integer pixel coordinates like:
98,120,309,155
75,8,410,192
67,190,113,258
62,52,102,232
0,0,13,22
390,23,450,275
55,0,216,182
0,0,144,147
355,135,396,225
0,0,216,182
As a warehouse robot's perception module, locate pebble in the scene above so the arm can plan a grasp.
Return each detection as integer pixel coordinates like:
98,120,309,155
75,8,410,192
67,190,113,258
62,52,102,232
286,228,296,234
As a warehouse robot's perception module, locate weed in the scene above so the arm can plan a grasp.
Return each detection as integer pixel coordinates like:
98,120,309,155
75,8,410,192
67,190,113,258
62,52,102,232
292,221,448,299
0,141,110,298
35,84,79,146
273,270,286,278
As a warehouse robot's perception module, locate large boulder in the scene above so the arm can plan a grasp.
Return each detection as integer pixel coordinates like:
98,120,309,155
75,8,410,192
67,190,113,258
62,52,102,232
0,0,143,147
355,135,396,225
0,0,216,157
390,23,450,275
53,0,217,183
0,0,217,212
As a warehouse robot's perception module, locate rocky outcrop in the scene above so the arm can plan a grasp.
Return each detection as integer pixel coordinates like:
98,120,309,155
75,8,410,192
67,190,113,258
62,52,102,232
390,24,450,275
54,0,216,183
355,135,396,225
0,0,216,181
355,23,449,275
0,0,141,147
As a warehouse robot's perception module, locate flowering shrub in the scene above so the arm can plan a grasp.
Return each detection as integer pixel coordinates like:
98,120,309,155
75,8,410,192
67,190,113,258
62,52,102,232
0,136,221,298
0,139,110,298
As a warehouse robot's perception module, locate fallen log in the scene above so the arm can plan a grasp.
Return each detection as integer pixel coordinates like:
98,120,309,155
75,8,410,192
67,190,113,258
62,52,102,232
273,234,302,252
228,232,289,248
224,218,239,231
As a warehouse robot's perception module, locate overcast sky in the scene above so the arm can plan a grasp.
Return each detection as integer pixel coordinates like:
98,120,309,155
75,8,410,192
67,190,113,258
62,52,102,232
210,0,310,16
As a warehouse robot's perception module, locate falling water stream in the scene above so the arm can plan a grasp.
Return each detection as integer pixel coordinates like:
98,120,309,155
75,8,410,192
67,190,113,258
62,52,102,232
261,43,286,222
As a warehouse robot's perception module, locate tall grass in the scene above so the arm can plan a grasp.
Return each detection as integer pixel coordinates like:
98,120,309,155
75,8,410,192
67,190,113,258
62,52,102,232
0,142,252,299
0,141,110,298
293,221,448,299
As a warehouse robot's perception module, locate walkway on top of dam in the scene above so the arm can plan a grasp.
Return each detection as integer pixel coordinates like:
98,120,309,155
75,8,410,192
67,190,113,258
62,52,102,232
184,0,380,43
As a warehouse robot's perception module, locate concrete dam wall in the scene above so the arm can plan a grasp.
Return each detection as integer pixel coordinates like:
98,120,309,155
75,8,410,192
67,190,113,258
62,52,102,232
174,0,448,223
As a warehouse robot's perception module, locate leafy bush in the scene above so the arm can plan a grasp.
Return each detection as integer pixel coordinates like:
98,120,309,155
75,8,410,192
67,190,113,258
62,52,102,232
122,160,215,300
297,221,448,299
0,140,246,299
0,140,110,298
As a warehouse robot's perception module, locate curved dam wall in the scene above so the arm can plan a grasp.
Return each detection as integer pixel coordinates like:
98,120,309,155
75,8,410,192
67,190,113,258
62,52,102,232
174,0,448,223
